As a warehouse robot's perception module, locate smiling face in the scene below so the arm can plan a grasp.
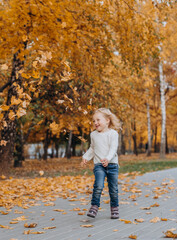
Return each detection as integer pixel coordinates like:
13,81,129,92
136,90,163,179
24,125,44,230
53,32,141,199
93,112,110,132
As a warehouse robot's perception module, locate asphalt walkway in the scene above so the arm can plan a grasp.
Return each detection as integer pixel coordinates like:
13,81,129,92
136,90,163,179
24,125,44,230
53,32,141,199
0,168,177,240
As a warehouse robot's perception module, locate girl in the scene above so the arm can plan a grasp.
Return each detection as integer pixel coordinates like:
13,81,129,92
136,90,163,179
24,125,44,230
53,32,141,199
81,108,120,219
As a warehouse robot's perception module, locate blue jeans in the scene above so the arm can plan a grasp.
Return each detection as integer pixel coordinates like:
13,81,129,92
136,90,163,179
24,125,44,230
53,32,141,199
91,163,119,207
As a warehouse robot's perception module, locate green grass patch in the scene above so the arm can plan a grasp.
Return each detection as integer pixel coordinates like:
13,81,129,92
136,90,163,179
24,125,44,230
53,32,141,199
119,160,177,174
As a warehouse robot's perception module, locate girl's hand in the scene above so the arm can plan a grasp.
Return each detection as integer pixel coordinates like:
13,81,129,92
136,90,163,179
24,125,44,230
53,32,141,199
101,158,108,167
81,159,88,167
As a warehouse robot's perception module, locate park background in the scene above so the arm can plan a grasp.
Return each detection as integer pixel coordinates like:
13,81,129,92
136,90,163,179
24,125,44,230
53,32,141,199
0,0,177,176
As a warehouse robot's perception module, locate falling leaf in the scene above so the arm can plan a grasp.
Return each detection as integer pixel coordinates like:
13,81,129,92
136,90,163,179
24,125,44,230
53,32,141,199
39,170,44,176
80,224,94,228
129,235,137,239
24,223,37,228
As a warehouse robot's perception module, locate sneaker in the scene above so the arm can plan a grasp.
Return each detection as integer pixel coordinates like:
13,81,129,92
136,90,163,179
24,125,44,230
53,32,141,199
111,206,119,219
87,205,98,218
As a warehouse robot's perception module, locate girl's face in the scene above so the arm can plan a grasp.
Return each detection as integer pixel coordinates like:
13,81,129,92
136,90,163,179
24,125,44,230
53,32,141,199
93,112,110,132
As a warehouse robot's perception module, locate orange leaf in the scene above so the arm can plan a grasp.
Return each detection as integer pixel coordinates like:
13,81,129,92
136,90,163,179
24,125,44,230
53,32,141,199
129,235,137,239
80,224,94,228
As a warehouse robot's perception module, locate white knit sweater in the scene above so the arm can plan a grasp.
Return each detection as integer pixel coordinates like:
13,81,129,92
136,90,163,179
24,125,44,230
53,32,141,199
83,129,119,164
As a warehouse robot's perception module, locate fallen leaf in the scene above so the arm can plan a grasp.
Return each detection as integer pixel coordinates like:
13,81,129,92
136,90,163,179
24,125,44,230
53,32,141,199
129,235,137,239
113,229,118,232
150,203,160,207
43,226,56,230
140,207,151,210
150,217,160,223
0,224,13,229
53,209,64,212
24,223,37,228
80,224,94,228
119,219,132,224
163,230,177,238
161,218,168,221
78,212,86,215
135,218,144,223
24,230,45,234
0,211,9,215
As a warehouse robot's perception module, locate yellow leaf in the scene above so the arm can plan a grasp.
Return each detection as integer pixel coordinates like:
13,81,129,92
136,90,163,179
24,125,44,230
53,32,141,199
43,226,56,230
150,203,159,207
163,230,177,238
0,211,9,215
24,223,37,228
80,224,94,228
0,175,6,180
17,108,26,118
150,217,160,223
39,170,44,176
0,140,7,146
113,229,118,232
1,64,8,70
119,219,132,224
0,105,9,111
11,96,21,105
78,212,85,215
0,224,13,229
129,235,137,239
9,111,16,120
53,209,64,212
134,218,144,223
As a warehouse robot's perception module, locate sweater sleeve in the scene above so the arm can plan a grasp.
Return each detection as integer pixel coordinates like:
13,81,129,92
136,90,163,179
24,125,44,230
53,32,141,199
106,131,119,161
82,133,94,161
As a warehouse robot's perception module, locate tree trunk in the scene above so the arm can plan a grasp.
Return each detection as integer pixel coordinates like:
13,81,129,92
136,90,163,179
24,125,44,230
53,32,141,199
146,103,151,156
159,62,166,158
14,120,24,167
154,126,158,153
55,141,59,158
66,130,73,159
166,129,169,154
0,51,24,172
132,121,138,155
43,128,50,160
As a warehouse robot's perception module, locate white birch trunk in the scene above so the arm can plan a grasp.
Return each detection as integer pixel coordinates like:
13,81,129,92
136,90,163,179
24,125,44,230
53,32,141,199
159,62,166,158
146,103,151,156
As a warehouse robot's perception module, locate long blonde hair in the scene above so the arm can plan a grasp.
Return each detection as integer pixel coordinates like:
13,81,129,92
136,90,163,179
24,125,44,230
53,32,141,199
94,108,121,130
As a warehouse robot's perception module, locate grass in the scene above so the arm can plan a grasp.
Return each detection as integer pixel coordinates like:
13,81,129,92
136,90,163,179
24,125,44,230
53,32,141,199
6,153,177,178
119,160,177,174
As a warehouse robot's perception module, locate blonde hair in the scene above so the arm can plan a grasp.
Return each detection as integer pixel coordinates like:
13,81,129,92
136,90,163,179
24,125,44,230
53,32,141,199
93,108,121,130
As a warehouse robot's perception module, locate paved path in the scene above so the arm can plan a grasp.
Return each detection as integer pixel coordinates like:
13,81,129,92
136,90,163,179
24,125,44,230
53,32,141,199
0,168,177,240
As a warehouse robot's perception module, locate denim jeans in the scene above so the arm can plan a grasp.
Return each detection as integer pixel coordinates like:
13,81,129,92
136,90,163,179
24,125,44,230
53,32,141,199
91,163,119,207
